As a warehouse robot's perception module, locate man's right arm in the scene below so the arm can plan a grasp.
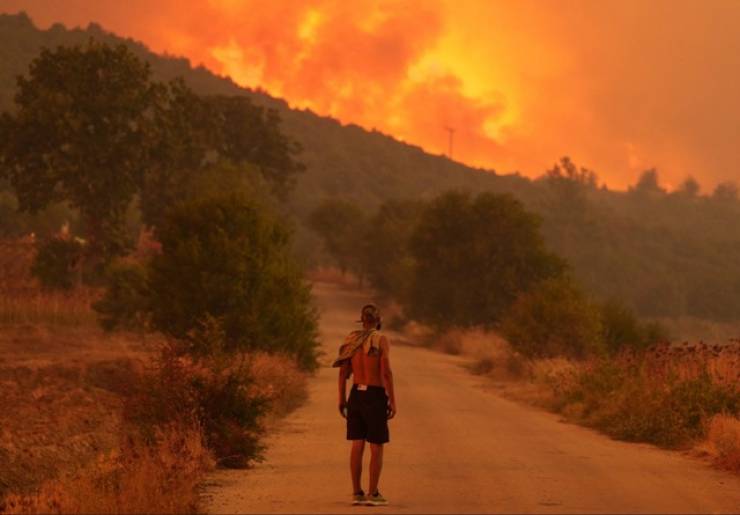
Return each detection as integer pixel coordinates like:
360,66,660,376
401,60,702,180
338,357,351,418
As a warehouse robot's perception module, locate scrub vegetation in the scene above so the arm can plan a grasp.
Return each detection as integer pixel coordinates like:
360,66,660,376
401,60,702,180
1,12,739,510
0,34,317,513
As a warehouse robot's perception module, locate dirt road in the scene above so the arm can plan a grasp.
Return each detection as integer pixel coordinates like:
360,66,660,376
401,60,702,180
204,282,740,513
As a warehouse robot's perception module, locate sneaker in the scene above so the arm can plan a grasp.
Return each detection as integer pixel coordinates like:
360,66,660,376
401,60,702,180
365,491,388,506
352,490,366,506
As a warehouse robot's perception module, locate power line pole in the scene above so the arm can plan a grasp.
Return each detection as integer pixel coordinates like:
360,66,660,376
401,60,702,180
445,126,456,160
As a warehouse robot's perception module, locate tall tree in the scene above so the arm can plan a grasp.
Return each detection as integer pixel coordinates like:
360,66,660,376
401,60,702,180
1,40,159,262
630,168,666,195
308,198,367,276
206,95,305,198
407,191,565,328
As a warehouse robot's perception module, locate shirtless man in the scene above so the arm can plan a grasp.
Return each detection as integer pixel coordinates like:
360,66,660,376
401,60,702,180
335,304,396,506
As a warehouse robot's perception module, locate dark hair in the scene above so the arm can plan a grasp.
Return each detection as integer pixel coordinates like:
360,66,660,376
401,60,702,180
361,304,381,330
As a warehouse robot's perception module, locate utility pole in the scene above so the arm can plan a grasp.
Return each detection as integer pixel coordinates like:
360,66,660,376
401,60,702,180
444,126,456,160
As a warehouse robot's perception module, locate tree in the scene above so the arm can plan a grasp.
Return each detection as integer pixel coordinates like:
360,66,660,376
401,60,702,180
308,198,367,276
501,277,604,358
542,156,598,212
675,176,701,198
712,181,738,203
630,169,665,195
360,199,423,298
139,87,304,229
138,78,217,229
146,193,318,369
206,95,304,198
31,237,84,290
1,41,306,268
2,40,159,263
406,191,565,328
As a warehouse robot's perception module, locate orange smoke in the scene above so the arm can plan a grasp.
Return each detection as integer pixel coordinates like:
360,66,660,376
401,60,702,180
4,0,740,189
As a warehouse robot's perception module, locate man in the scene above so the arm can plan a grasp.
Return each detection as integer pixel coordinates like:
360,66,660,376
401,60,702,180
333,304,397,506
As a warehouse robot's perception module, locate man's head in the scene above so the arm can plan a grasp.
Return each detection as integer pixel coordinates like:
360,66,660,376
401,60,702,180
360,304,381,330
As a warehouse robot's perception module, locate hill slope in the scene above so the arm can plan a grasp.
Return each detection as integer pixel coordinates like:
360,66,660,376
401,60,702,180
3,12,740,324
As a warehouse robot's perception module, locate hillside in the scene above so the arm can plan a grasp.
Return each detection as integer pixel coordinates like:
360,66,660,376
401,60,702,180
2,11,740,324
0,12,533,216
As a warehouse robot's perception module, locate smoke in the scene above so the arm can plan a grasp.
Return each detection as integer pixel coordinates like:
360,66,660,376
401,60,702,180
3,0,739,189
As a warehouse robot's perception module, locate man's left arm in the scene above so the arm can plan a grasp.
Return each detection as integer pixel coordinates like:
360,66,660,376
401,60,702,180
379,335,396,419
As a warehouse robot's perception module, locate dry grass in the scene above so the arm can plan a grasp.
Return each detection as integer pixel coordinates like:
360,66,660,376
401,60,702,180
0,358,138,498
701,414,740,472
0,239,312,510
248,351,308,423
0,237,99,327
637,341,740,387
2,425,212,514
0,289,100,327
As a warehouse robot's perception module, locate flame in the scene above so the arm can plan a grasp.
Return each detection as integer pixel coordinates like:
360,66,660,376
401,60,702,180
4,0,740,189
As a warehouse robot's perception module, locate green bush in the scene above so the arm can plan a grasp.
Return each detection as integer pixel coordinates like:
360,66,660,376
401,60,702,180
30,238,83,290
193,364,267,468
501,277,605,359
93,262,150,331
147,193,319,369
599,300,671,354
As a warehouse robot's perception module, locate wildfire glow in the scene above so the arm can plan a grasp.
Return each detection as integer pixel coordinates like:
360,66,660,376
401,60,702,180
3,0,740,189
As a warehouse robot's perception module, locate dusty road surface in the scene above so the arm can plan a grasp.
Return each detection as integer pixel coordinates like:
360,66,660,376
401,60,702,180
204,282,740,514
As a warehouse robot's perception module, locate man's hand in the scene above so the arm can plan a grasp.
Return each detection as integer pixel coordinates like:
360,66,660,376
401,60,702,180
339,401,347,418
387,400,397,420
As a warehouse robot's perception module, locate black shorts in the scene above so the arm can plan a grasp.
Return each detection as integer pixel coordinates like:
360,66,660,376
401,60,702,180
346,384,390,444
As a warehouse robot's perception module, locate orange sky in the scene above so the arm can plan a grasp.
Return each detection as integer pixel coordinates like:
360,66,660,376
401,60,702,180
2,0,739,190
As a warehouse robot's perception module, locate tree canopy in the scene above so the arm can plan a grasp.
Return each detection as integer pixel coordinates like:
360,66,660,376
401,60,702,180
1,41,157,260
0,38,304,272
406,191,565,328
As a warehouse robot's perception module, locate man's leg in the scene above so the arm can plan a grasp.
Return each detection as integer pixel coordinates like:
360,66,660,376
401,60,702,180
350,439,365,493
368,443,383,495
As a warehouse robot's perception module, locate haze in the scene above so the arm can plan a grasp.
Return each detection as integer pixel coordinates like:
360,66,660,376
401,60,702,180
2,0,739,189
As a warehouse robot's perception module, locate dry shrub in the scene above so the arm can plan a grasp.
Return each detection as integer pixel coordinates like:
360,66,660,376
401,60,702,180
2,425,212,514
550,343,740,448
0,361,131,499
431,327,536,381
401,320,435,344
434,329,464,355
248,351,307,421
703,414,740,472
124,340,267,469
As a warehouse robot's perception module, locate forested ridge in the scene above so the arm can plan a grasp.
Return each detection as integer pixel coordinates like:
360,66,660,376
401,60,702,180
2,12,740,322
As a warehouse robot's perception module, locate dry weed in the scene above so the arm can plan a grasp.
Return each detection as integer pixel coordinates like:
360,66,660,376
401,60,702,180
702,414,740,472
248,352,308,421
2,425,212,514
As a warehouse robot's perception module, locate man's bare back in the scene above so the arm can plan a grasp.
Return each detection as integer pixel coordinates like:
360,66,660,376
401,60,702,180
349,334,390,388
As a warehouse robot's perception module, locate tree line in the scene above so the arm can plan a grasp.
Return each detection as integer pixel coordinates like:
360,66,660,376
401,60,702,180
310,191,667,359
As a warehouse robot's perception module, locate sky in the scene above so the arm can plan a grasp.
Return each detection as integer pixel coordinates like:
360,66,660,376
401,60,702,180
2,0,739,190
